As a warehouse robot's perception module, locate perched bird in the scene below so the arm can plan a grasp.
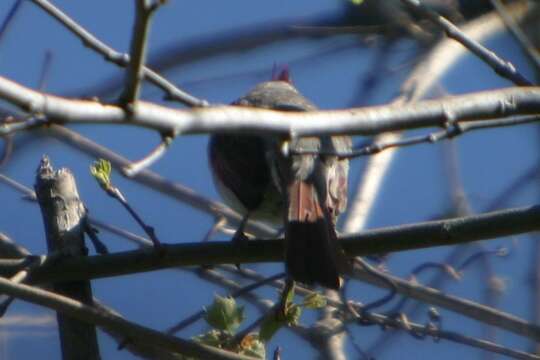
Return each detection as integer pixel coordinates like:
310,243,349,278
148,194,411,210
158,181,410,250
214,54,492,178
208,70,350,289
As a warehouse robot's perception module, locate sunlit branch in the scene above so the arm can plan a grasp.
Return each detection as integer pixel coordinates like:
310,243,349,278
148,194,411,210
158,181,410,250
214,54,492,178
0,75,539,137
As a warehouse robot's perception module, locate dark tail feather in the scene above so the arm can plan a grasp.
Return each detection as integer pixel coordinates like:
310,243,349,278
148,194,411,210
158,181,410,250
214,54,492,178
285,181,343,289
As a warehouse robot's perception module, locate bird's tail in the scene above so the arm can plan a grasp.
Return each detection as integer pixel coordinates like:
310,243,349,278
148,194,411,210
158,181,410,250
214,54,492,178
285,180,346,289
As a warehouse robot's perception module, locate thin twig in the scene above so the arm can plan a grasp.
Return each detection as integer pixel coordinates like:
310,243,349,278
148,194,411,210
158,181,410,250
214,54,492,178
353,258,397,314
0,0,23,42
490,0,540,72
120,0,162,108
386,247,506,317
29,0,207,107
0,116,48,136
350,309,540,360
368,157,539,355
122,135,172,177
166,272,284,335
349,262,540,342
341,0,520,237
37,50,53,91
0,254,52,316
44,125,276,238
400,0,533,86
223,265,540,359
458,247,508,272
0,233,30,258
0,276,256,360
102,184,161,247
0,155,276,240
81,23,359,99
0,131,13,167
291,115,540,159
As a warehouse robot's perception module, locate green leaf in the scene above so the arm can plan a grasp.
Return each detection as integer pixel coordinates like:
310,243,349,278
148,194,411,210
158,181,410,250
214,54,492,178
285,304,302,326
239,334,266,359
90,159,112,190
284,283,295,306
204,295,245,333
302,292,327,309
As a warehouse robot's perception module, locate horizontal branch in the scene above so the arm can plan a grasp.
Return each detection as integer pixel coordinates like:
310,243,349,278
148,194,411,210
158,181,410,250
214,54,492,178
0,75,540,137
0,204,535,284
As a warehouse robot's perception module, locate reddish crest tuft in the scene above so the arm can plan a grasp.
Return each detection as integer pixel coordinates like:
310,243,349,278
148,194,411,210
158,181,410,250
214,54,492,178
271,64,291,83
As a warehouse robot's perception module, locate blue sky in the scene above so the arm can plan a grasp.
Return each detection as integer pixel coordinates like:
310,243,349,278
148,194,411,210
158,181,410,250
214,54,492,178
0,1,538,359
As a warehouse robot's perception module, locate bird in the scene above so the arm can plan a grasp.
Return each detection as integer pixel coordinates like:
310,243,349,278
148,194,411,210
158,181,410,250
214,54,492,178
208,69,350,289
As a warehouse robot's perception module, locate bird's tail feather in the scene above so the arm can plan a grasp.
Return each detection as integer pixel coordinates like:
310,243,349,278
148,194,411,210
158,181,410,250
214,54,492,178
285,180,345,289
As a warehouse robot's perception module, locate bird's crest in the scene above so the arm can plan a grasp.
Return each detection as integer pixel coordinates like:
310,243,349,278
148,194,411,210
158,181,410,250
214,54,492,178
271,63,291,83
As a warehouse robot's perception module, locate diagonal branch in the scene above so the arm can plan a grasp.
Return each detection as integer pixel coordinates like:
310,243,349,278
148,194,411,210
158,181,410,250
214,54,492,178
122,134,172,177
30,0,207,107
341,2,527,236
400,0,533,86
0,147,276,239
346,309,540,360
0,276,256,360
490,0,540,71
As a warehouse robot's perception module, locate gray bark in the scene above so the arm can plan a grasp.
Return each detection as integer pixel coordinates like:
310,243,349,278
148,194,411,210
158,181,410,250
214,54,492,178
34,156,101,360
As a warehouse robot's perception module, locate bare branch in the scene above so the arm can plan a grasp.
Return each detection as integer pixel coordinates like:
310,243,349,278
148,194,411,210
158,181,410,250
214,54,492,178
490,0,540,71
0,150,277,239
0,0,23,43
0,233,30,258
45,125,277,237
91,159,161,247
122,135,172,177
342,2,524,234
0,116,48,136
294,115,540,159
350,310,540,360
349,261,540,342
3,201,539,342
120,0,162,107
1,204,535,286
222,265,540,355
1,75,540,137
166,272,283,335
29,0,207,107
0,276,257,360
400,0,533,86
